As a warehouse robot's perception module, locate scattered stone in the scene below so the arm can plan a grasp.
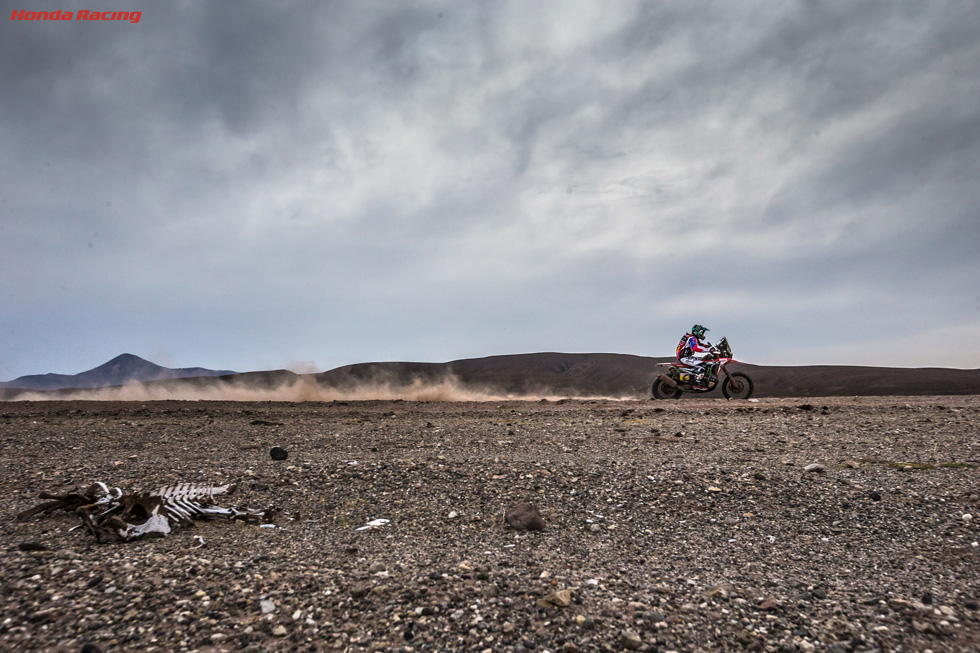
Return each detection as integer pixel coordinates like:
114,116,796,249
704,582,735,600
804,463,826,473
5,396,979,653
270,446,288,460
758,598,779,612
504,503,546,531
17,542,50,552
350,582,372,599
620,629,643,650
539,589,572,608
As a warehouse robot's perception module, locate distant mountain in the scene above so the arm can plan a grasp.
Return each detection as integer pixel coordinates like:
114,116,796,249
0,353,235,391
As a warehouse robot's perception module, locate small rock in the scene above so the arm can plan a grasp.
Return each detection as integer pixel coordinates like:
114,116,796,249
620,629,642,650
272,624,287,637
504,503,546,531
350,582,372,599
17,542,50,552
540,589,572,607
260,599,276,614
270,447,288,461
704,582,735,599
758,598,779,611
804,463,825,473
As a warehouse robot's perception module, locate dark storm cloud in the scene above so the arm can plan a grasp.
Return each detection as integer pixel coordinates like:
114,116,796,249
1,0,978,379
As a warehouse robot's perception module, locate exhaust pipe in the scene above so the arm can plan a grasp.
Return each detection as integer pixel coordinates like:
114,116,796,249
658,373,679,389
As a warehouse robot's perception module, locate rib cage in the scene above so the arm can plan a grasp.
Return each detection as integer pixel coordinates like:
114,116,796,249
17,480,271,542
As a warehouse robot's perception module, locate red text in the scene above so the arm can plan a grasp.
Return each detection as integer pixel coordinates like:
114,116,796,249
11,10,142,23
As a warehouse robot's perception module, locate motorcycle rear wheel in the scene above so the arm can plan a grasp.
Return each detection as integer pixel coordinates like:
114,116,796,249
721,372,754,400
652,378,682,400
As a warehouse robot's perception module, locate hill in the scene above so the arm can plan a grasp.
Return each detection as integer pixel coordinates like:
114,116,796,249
0,353,235,391
2,352,979,400
318,353,980,398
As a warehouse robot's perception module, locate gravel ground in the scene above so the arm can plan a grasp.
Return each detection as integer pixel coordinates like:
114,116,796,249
2,396,979,652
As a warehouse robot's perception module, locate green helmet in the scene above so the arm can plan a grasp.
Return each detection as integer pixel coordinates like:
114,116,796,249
691,324,708,339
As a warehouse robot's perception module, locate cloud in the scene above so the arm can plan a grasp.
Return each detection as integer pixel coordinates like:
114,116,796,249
1,0,978,378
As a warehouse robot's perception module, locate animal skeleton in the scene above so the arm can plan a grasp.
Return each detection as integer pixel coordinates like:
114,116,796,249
17,481,273,542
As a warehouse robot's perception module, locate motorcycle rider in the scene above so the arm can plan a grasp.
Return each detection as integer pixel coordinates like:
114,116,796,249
676,324,717,389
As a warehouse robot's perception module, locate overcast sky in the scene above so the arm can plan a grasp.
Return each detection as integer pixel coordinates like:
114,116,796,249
2,0,978,380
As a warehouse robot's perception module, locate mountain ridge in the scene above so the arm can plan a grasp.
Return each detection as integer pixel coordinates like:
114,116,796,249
0,353,235,391
2,352,979,398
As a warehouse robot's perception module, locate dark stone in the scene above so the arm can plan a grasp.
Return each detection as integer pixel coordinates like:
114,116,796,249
869,491,882,501
80,644,102,653
17,542,50,552
270,447,288,461
922,591,933,605
350,581,372,599
504,503,546,531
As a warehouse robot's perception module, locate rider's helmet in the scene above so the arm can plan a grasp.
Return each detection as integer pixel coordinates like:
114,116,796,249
691,324,708,339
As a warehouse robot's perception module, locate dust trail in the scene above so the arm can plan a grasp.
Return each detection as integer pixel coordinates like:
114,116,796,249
2,374,639,402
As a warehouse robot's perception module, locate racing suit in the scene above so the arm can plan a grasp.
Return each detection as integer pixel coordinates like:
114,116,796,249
676,333,714,387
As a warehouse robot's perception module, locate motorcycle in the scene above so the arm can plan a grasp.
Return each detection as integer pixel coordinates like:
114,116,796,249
652,337,754,400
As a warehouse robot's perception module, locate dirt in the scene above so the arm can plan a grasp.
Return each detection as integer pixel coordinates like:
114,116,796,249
2,395,979,652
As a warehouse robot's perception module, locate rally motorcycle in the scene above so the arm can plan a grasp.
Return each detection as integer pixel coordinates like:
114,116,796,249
652,337,754,400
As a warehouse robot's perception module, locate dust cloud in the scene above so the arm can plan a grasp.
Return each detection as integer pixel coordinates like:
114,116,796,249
4,374,637,402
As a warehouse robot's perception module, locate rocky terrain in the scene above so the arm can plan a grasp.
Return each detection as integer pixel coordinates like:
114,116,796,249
2,396,979,652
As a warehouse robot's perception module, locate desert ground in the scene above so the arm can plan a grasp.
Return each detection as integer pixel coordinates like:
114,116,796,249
2,395,979,652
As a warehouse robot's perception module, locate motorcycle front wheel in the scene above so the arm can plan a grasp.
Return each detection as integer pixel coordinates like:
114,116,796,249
721,372,754,400
652,378,682,400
